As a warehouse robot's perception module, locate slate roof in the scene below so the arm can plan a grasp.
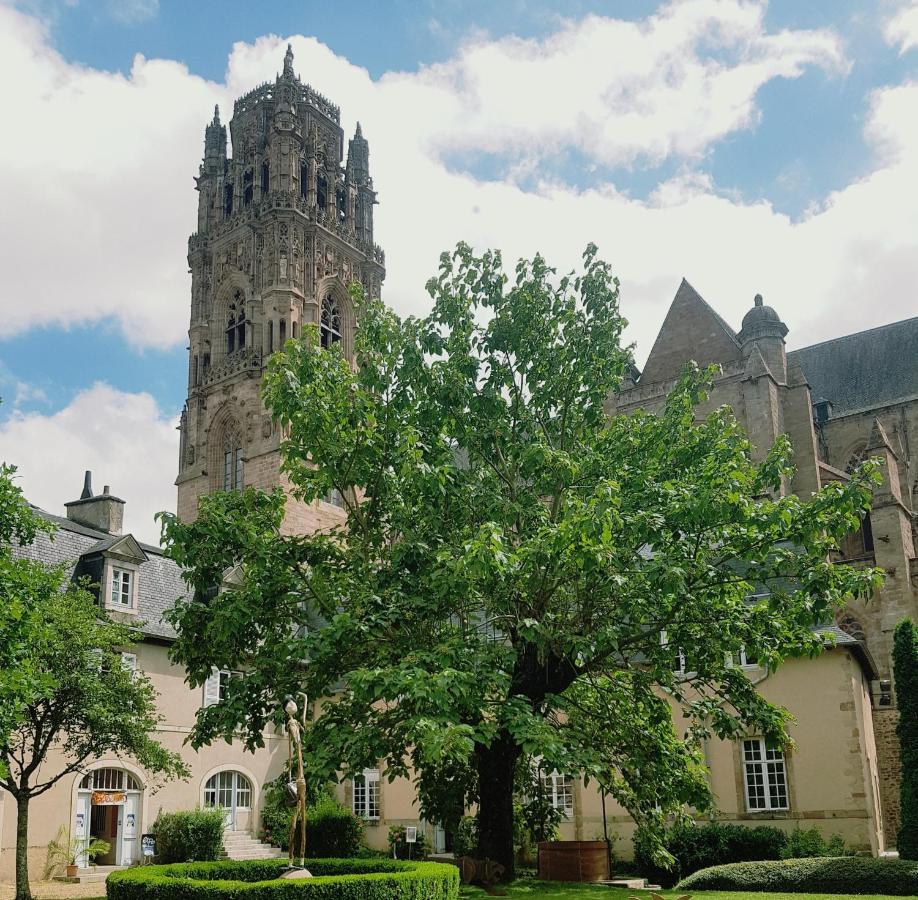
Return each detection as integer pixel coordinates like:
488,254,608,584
788,317,918,417
13,508,186,640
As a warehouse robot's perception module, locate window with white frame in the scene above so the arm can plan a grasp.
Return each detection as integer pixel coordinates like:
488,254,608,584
541,771,574,817
352,769,380,820
203,771,252,810
728,647,758,668
661,631,686,675
742,738,788,811
110,568,133,608
203,668,240,707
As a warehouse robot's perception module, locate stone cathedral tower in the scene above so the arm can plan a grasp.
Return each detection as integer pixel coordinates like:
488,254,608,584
176,45,385,530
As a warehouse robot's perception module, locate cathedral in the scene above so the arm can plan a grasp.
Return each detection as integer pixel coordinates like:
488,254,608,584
2,44,916,879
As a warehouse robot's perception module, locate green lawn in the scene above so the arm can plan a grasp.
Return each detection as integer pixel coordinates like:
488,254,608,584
459,880,908,900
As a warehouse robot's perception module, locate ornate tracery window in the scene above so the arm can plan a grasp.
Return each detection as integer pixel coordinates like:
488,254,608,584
226,291,246,355
320,295,341,349
222,428,244,492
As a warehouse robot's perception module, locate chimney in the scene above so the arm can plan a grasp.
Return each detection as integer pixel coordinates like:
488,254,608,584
64,470,125,535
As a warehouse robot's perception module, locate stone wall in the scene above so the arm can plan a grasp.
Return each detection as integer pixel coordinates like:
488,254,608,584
873,707,902,845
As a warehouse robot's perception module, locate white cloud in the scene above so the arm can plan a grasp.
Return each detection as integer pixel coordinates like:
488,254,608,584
886,2,918,53
0,384,178,544
0,0,852,352
108,0,159,26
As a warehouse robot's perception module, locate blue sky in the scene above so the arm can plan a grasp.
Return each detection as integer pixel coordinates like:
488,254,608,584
1,0,917,540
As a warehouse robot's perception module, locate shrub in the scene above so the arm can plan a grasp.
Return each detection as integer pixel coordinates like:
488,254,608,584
780,826,851,859
106,857,459,900
678,856,918,894
453,817,477,857
307,799,364,858
894,618,918,859
150,809,225,863
387,824,428,860
260,777,337,851
634,821,787,887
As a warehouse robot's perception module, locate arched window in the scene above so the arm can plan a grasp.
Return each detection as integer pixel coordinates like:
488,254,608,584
80,769,140,791
846,444,868,474
316,173,328,210
260,162,269,195
243,168,254,207
222,428,243,492
268,320,274,354
279,319,286,345
336,186,346,220
320,295,341,349
223,184,233,219
226,292,246,355
203,771,252,811
291,321,297,340
300,162,308,200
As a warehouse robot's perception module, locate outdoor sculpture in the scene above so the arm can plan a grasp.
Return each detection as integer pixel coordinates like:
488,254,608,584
280,695,311,878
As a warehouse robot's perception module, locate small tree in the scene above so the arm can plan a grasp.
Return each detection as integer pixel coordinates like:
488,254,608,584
0,463,187,900
894,618,918,858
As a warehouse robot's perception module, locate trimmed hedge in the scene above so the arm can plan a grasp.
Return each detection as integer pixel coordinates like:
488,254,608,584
106,857,459,900
634,821,787,886
677,856,918,895
150,810,226,863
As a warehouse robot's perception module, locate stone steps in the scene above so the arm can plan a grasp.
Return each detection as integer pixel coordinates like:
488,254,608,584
221,830,285,861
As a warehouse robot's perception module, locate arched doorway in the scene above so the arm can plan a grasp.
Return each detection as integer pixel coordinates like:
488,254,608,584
74,768,143,867
203,770,253,832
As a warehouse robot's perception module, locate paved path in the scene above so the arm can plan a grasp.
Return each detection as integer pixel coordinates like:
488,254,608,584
0,881,105,899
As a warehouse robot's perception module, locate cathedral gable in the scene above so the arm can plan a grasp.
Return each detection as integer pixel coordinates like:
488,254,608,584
639,279,743,385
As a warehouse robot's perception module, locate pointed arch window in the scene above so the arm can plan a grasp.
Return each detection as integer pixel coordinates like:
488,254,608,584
321,295,341,349
243,168,254,207
222,429,244,493
261,162,269,196
317,173,328,210
226,292,246,355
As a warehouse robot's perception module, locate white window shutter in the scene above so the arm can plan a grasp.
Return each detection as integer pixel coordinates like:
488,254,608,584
121,652,137,678
203,668,221,707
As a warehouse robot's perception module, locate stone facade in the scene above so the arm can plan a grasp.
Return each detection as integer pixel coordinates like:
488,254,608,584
611,282,917,845
176,45,384,531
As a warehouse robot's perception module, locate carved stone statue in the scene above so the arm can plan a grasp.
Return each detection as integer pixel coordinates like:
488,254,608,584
281,697,311,877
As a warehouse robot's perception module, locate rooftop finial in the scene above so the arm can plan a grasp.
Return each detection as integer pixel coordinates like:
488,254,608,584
355,121,363,138
81,470,93,500
212,104,220,125
283,42,295,76
754,293,763,307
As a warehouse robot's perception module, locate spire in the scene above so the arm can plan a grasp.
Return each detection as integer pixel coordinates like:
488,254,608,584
212,104,221,126
355,121,363,138
283,42,295,77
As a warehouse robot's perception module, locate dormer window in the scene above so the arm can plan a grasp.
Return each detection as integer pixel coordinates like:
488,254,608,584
111,568,133,608
320,295,341,349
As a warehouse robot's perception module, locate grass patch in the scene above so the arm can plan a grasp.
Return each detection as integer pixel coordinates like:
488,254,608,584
459,879,909,900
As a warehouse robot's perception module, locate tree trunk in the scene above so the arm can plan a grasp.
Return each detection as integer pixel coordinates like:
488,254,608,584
15,792,31,900
475,731,521,880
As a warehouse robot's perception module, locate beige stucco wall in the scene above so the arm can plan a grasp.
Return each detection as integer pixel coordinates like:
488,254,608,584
0,641,288,882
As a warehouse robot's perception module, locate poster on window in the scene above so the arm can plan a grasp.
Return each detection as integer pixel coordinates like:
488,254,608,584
92,790,126,805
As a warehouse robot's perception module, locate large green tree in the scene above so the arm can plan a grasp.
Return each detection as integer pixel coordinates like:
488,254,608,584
162,245,881,876
894,618,918,858
0,464,187,900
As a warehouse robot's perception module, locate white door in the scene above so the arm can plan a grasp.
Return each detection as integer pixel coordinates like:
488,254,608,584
74,793,91,868
433,823,446,854
120,793,140,865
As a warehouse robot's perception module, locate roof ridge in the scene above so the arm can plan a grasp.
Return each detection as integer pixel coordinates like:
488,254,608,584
789,315,918,355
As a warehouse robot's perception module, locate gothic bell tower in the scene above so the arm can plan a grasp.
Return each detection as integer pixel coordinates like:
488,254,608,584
176,44,385,531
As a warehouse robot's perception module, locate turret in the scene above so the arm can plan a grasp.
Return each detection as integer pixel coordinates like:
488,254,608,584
203,105,227,176
346,122,375,245
738,294,788,384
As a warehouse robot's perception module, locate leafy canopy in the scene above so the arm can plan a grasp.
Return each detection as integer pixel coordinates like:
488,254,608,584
162,244,880,859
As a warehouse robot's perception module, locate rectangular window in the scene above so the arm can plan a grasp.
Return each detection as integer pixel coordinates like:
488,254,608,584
110,568,133,607
325,488,345,508
729,647,758,668
352,769,380,820
235,448,244,492
541,771,574,817
743,738,788,811
203,668,240,707
661,631,686,675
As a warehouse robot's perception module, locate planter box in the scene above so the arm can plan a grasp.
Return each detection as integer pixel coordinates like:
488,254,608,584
538,840,609,882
